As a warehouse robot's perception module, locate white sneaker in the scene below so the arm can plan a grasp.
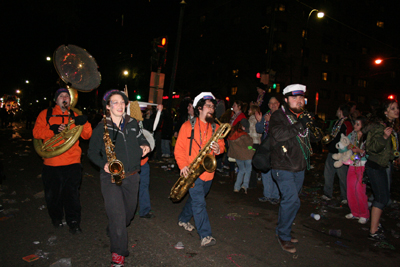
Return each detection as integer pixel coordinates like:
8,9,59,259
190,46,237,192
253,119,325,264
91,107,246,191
201,236,216,247
341,200,348,205
178,221,195,232
321,195,331,201
345,213,359,219
358,217,368,224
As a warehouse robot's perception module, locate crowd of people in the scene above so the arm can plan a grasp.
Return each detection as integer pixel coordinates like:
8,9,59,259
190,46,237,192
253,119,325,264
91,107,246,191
30,84,399,265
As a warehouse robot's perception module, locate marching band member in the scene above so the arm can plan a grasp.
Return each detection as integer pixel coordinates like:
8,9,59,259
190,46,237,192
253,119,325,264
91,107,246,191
87,90,150,267
33,88,92,234
174,92,225,247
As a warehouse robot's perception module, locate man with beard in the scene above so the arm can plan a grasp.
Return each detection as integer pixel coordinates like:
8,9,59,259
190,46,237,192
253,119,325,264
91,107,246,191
269,84,321,253
174,92,225,247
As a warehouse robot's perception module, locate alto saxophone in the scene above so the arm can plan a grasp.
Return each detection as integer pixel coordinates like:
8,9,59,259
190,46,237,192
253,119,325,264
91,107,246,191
169,118,231,202
103,115,125,186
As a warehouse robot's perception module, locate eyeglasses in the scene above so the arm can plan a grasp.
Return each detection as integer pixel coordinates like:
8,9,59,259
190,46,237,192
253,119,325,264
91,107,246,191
204,104,215,109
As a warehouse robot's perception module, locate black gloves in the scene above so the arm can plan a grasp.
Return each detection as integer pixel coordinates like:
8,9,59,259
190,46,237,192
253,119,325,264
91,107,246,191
298,115,312,128
74,115,88,126
50,124,60,134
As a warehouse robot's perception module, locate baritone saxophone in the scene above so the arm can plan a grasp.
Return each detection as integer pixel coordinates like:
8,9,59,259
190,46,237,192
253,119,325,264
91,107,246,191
169,119,231,202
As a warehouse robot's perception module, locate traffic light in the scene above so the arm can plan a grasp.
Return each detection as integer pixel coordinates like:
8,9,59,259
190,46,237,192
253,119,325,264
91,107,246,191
151,36,168,69
256,72,261,79
272,83,277,89
136,95,141,100
388,94,397,100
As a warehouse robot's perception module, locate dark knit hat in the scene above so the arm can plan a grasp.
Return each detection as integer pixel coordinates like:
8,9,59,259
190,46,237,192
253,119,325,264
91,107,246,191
102,89,129,109
54,88,70,101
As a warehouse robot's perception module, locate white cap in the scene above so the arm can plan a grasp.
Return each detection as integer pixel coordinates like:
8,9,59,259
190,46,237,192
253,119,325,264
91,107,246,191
193,92,215,108
282,84,306,96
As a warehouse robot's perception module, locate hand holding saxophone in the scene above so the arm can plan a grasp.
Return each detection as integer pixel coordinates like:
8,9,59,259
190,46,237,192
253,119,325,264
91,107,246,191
210,141,220,154
180,166,190,178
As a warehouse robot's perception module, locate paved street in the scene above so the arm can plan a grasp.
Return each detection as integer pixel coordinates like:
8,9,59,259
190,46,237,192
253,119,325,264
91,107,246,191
1,123,400,267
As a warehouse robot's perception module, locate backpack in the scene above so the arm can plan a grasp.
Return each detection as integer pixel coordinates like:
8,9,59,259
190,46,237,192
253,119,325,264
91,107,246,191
188,117,216,156
252,135,281,173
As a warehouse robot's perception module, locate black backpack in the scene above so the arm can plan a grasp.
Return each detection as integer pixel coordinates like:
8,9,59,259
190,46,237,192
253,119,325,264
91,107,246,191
252,135,282,173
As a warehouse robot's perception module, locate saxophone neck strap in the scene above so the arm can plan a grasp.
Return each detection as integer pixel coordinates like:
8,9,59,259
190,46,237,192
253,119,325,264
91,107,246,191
188,117,216,156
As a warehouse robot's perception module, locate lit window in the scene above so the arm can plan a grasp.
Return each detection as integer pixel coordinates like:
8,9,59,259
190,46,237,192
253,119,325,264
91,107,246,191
321,54,329,63
231,87,238,95
278,4,285,11
302,29,306,38
377,21,384,28
345,94,351,102
232,69,239,74
322,72,328,81
358,79,367,87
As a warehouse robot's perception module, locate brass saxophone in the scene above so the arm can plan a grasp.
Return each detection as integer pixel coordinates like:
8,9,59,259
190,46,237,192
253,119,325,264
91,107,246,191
169,118,231,202
103,115,125,186
300,108,323,139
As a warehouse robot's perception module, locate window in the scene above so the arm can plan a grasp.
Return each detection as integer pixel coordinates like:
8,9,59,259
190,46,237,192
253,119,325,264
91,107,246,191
302,29,306,38
231,87,237,95
232,69,239,78
322,72,329,81
321,54,329,63
377,21,384,28
278,4,285,11
358,79,367,87
273,43,285,52
345,94,351,102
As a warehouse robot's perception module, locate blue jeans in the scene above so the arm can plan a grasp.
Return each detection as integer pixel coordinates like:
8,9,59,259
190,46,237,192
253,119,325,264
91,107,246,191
179,178,213,239
161,139,171,155
365,162,390,210
323,153,348,200
234,159,252,190
139,162,151,216
272,169,304,241
262,170,280,199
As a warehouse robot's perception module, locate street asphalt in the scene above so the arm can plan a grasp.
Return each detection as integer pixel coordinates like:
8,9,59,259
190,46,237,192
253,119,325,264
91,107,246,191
1,122,400,267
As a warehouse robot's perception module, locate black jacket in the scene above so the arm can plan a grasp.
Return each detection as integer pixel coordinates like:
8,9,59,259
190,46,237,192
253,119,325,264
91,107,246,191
87,114,150,174
269,106,320,172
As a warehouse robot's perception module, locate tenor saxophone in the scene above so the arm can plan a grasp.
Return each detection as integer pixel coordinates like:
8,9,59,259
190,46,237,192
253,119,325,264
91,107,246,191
300,108,323,139
169,118,231,202
103,115,125,186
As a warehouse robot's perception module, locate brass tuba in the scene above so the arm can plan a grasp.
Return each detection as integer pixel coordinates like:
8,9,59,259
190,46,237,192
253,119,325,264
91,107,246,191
169,119,231,202
33,44,101,158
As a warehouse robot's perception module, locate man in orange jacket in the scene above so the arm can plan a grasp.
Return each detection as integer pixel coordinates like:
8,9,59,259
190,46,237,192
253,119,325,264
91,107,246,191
33,88,92,234
174,92,225,247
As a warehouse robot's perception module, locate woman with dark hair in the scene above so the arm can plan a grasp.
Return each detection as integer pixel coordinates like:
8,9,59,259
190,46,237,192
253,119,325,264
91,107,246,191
365,99,399,241
342,116,369,224
88,90,151,267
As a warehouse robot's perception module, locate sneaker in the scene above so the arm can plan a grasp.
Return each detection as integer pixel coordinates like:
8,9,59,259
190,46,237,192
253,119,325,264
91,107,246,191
341,200,348,205
321,195,331,201
269,198,280,205
201,236,216,247
140,212,155,219
358,217,368,224
233,189,239,193
239,187,247,194
345,213,359,220
277,237,296,253
259,196,270,202
368,229,386,241
52,220,63,228
178,221,195,232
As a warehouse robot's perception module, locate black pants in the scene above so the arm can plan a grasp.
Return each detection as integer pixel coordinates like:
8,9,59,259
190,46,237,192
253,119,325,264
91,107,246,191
101,172,140,257
42,163,82,226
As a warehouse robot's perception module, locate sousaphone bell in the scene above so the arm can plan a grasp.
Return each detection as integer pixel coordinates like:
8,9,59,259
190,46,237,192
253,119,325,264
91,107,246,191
33,44,101,158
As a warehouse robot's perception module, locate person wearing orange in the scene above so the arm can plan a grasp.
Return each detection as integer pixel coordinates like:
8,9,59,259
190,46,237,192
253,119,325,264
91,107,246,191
33,88,92,234
174,92,225,247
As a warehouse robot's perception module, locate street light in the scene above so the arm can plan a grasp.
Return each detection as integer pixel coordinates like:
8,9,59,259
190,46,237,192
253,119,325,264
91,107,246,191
123,70,129,76
374,57,400,65
300,9,324,82
16,89,21,94
46,57,51,61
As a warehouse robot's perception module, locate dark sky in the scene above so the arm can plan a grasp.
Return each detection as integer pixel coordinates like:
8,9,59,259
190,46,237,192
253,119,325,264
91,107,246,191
1,0,181,100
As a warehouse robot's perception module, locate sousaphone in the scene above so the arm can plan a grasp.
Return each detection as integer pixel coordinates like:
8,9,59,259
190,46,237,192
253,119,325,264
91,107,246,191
33,44,101,158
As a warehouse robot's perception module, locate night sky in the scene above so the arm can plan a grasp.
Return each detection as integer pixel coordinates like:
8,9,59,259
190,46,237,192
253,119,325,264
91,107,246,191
1,0,181,105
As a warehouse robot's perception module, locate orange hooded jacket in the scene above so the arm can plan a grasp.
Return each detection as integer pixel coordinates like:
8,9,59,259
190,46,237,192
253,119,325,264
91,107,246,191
33,105,92,166
174,118,225,181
